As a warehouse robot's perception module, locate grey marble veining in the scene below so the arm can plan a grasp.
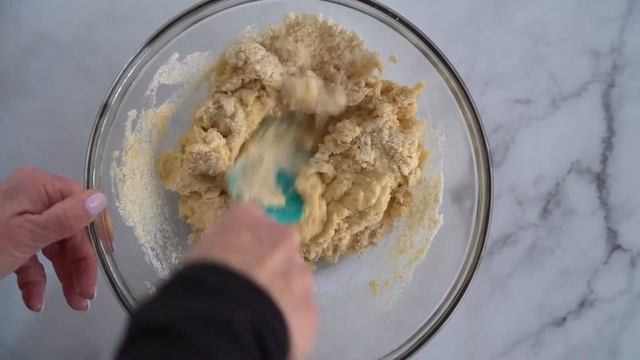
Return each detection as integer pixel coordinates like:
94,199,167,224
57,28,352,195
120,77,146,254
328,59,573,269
1,0,639,359
397,0,640,359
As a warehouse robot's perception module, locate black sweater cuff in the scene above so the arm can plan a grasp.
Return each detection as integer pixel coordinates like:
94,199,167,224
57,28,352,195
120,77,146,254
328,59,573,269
117,263,289,360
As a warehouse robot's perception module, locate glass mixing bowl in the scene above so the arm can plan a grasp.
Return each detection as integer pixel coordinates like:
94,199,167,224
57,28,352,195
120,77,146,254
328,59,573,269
85,0,492,359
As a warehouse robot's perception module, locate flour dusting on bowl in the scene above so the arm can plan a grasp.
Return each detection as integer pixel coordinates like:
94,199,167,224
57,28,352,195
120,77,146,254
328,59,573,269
110,52,212,277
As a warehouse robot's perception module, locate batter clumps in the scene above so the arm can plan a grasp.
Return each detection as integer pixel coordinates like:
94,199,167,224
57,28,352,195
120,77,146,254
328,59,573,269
159,14,428,263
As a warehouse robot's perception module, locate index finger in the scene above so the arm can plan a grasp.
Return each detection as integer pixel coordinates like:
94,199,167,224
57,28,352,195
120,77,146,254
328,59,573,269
2,167,84,216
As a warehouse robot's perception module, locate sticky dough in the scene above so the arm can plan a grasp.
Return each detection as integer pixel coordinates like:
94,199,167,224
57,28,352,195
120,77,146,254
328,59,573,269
159,14,428,263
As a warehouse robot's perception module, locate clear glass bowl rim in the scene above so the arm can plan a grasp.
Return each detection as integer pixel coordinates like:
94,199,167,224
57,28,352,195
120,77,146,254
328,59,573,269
84,1,493,358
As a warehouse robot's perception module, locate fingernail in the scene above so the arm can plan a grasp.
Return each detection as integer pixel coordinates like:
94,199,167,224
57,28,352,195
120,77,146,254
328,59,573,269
85,192,107,217
90,286,97,300
33,302,44,313
82,300,91,311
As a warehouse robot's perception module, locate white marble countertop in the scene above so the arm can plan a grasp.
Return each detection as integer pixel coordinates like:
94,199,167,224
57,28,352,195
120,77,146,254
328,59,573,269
1,0,638,359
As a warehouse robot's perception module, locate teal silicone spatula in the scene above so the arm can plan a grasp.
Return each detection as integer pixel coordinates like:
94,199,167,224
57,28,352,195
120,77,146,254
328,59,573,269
227,117,307,225
228,168,304,224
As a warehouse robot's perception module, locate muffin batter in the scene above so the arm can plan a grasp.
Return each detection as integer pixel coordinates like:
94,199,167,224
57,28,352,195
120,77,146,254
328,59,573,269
159,14,428,263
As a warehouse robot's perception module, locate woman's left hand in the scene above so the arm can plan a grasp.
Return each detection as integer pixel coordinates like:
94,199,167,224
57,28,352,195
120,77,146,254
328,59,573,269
0,167,107,312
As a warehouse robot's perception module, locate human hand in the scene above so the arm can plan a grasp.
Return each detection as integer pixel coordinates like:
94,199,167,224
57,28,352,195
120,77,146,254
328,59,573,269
0,167,107,312
186,203,318,360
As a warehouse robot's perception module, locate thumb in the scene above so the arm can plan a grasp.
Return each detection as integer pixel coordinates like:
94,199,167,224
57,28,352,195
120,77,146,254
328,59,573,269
28,191,107,247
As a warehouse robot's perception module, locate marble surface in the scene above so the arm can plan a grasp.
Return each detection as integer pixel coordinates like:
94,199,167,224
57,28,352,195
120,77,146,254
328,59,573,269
1,0,639,359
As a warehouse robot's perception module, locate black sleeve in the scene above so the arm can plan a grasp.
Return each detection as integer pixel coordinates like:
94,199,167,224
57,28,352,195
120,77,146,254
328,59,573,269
117,263,289,360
